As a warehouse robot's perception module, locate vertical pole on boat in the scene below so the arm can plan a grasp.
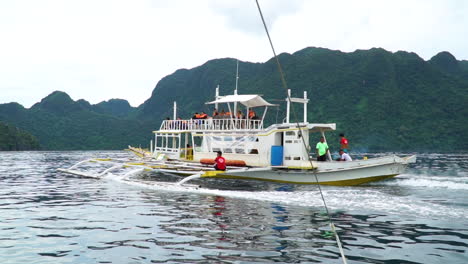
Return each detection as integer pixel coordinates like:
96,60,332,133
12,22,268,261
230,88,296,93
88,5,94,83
320,129,332,161
215,85,220,110
173,101,177,121
246,106,250,129
304,91,308,123
177,133,181,156
154,133,157,155
235,60,239,94
165,133,168,151
286,89,291,123
234,60,239,120
227,103,234,129
185,133,189,159
150,139,153,154
260,106,268,129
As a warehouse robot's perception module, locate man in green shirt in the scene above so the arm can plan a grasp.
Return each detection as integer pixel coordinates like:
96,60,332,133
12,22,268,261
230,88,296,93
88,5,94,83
316,137,329,161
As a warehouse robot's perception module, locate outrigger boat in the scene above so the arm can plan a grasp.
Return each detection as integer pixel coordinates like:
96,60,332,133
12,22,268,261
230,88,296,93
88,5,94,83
58,87,416,186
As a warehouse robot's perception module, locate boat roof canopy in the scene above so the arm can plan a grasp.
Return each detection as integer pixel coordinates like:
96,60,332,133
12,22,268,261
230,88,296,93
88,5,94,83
307,123,336,132
206,94,275,108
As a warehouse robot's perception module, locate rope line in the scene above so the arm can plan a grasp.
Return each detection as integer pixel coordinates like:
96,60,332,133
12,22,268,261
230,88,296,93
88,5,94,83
254,1,347,263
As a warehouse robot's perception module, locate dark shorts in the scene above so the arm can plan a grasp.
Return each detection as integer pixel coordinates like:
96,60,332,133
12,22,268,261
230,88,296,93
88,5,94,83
214,165,226,171
317,155,327,161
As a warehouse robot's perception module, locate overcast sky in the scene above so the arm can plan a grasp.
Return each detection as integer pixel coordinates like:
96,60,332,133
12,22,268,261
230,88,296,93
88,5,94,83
1,0,467,108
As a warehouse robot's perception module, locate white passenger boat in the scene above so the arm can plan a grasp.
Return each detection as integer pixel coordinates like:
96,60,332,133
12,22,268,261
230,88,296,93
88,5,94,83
58,88,416,186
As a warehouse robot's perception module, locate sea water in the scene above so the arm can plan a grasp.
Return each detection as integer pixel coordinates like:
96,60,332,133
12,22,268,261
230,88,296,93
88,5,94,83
0,151,466,263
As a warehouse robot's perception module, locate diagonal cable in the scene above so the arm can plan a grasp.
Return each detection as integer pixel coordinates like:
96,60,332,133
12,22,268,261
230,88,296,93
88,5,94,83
254,1,348,263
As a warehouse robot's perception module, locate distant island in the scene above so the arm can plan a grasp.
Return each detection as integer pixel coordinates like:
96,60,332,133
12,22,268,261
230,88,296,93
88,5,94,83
0,47,467,152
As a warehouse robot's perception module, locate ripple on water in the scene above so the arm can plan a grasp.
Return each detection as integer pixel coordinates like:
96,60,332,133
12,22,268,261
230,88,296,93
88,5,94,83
0,151,467,263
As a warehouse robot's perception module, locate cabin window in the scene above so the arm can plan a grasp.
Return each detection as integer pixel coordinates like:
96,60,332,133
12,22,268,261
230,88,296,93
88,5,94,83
285,156,291,160
212,148,221,152
293,157,301,160
223,148,233,153
249,149,259,154
193,136,202,149
285,140,293,144
235,148,245,154
286,131,295,136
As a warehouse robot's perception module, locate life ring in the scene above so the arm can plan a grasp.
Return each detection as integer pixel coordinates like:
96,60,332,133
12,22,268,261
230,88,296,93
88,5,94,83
200,158,246,167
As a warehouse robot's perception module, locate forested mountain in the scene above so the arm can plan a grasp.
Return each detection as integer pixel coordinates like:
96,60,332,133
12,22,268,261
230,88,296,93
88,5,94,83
138,47,468,152
0,47,467,151
0,121,40,150
0,91,151,150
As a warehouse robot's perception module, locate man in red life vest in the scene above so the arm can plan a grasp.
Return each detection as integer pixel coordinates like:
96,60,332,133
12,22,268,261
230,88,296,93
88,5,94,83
339,133,349,153
214,151,226,171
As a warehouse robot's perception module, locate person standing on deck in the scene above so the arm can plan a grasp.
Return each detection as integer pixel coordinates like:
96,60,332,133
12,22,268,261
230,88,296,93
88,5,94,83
214,151,226,171
339,133,349,153
186,144,193,160
316,137,329,161
248,109,257,119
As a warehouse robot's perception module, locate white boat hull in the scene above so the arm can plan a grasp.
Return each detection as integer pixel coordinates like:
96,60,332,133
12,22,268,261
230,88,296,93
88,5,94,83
198,155,416,185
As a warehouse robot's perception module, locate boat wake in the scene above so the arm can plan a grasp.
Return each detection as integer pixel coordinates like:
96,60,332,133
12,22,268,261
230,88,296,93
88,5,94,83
376,173,468,190
98,172,468,220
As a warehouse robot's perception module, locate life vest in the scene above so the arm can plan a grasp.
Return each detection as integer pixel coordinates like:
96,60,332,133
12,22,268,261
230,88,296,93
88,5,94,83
340,138,349,148
200,158,246,167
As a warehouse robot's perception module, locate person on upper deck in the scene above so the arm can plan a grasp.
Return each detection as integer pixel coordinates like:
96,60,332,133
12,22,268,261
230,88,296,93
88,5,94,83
199,112,208,119
338,149,352,161
177,117,187,129
316,136,329,161
248,109,257,119
214,151,226,171
236,110,244,119
219,110,231,119
219,109,226,118
339,133,349,153
192,113,199,119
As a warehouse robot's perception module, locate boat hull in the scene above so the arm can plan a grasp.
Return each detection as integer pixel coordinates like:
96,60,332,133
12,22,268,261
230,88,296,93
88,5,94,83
199,155,415,186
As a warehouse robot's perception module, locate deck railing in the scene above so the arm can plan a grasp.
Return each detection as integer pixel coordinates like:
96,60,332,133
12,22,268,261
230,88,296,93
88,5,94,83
159,118,263,131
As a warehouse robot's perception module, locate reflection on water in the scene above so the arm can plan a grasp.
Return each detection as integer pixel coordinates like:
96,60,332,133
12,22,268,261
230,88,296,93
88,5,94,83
0,151,467,263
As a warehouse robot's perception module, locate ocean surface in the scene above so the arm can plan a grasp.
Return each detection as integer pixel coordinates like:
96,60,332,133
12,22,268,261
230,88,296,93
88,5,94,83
0,151,467,264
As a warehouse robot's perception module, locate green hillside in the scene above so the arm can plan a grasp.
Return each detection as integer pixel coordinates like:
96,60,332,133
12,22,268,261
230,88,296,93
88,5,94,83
0,47,467,152
0,121,40,150
138,47,468,152
0,92,151,150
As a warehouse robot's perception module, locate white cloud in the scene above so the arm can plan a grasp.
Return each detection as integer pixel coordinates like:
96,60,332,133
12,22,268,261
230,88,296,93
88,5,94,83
0,0,467,108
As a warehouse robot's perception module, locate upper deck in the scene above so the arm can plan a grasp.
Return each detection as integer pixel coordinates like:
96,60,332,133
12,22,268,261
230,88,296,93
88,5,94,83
158,118,263,132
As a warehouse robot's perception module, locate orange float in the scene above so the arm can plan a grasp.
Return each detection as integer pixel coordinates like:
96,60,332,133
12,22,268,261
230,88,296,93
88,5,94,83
200,158,246,167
